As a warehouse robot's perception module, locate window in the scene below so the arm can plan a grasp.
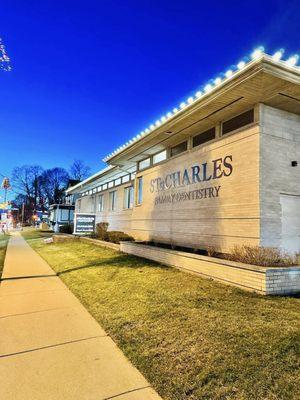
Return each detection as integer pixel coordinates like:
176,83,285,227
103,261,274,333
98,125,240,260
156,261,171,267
123,186,134,209
61,209,69,221
137,177,143,205
108,181,114,188
109,190,117,211
193,127,216,148
115,178,121,186
98,194,104,212
138,158,151,170
153,150,167,164
222,109,254,135
170,141,188,157
77,199,81,212
122,175,130,183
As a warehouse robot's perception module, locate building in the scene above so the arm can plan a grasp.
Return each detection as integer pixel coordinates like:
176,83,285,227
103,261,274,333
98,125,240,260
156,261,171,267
67,50,300,254
48,180,80,230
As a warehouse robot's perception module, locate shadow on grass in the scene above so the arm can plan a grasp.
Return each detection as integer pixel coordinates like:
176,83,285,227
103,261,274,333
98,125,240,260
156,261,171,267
56,253,170,277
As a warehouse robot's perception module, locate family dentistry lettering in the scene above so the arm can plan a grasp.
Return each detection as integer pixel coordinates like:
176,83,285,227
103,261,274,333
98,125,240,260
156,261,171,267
150,155,233,205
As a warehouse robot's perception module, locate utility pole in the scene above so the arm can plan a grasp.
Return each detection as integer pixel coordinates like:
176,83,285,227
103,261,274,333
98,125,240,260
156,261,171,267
21,202,25,227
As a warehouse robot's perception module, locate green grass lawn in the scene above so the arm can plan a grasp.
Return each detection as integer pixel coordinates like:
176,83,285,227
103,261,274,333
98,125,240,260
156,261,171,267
0,234,9,277
27,237,300,400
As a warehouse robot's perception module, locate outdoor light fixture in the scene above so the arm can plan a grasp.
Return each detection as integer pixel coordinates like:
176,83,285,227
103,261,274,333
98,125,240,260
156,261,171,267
286,55,299,67
237,61,246,69
204,84,213,92
103,46,300,162
251,47,264,60
291,161,298,167
225,70,233,78
272,49,284,62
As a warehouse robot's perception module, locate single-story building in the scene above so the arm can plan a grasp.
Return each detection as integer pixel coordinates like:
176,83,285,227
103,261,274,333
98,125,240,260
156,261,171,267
67,49,300,254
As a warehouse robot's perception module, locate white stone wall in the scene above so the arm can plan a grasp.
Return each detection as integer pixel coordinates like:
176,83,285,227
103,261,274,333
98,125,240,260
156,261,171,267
259,105,300,249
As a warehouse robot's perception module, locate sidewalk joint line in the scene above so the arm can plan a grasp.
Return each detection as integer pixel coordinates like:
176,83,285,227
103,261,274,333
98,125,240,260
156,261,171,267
0,305,78,319
0,335,108,358
102,386,152,399
0,288,66,298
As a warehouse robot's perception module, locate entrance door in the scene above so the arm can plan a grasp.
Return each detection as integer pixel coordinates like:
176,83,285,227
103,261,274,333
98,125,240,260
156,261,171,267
280,194,300,254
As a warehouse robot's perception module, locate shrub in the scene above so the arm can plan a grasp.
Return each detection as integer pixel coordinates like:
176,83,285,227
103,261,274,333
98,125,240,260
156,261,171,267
106,230,134,244
59,224,74,234
96,222,109,240
206,245,218,257
229,245,298,267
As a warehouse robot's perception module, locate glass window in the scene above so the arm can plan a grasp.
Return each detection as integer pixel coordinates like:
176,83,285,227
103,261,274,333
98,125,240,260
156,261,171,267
170,141,188,157
193,127,216,147
124,186,134,209
109,190,117,211
98,194,104,212
138,158,151,170
102,183,108,190
78,199,81,212
122,175,130,183
61,209,69,221
222,109,254,135
108,181,114,188
153,150,167,164
137,177,143,205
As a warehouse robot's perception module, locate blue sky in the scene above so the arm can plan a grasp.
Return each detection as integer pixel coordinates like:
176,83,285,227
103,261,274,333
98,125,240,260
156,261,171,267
0,0,299,193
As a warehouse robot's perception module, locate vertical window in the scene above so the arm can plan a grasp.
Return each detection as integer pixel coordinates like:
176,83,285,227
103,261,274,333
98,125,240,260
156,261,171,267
98,194,104,212
109,190,117,211
137,177,143,205
124,186,134,209
77,199,81,212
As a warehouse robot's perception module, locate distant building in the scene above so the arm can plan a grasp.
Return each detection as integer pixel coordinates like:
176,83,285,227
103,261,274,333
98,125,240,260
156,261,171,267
49,179,80,230
66,51,300,254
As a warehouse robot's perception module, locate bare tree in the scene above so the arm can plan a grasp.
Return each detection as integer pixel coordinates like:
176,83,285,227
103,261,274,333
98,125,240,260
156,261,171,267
69,159,91,181
11,165,44,209
41,168,70,204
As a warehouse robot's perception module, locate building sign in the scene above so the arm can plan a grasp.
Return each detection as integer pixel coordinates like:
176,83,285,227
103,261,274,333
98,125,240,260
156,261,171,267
150,155,233,205
74,213,96,234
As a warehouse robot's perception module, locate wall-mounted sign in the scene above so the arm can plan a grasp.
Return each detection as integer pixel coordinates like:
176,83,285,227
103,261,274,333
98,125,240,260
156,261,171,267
74,213,96,234
150,155,233,206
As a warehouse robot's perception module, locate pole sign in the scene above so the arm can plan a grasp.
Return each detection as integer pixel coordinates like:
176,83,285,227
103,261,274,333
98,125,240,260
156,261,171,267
74,213,96,234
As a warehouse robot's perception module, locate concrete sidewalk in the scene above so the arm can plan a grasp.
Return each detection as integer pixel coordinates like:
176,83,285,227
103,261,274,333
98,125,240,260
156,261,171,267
0,233,162,400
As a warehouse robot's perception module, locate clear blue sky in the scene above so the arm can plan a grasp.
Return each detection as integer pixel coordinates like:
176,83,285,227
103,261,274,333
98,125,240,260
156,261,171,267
0,0,299,184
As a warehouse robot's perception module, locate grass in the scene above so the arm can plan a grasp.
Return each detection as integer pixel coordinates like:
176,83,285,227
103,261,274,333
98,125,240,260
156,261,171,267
21,228,54,241
0,234,10,278
27,235,300,400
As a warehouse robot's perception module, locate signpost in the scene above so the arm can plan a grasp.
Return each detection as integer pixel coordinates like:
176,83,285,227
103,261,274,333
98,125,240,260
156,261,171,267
74,213,96,235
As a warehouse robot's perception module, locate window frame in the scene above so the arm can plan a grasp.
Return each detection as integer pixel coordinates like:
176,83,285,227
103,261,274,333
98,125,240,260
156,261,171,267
109,190,117,211
123,185,134,209
98,194,104,212
170,140,188,158
136,177,143,205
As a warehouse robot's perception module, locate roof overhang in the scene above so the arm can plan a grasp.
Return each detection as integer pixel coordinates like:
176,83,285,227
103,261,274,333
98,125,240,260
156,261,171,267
105,55,300,168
